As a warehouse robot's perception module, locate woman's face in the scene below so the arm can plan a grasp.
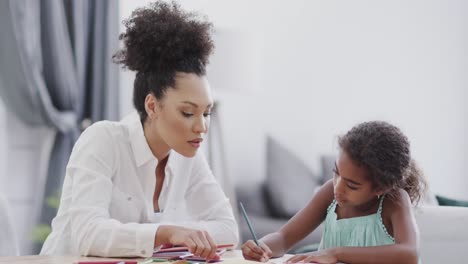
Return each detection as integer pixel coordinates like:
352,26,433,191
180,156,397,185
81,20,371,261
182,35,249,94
145,72,213,158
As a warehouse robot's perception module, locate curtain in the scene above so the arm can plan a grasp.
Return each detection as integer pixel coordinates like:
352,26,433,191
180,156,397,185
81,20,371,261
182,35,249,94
0,0,119,252
0,193,19,256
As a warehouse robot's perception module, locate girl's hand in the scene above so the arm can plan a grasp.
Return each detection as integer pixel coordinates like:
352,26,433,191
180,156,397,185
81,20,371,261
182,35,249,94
286,249,337,264
165,226,219,260
241,240,273,262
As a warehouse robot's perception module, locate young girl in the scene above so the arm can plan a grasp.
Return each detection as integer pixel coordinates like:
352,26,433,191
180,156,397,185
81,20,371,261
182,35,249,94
242,121,425,264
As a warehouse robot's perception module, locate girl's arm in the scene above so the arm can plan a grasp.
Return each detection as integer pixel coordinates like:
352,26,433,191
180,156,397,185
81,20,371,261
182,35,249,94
261,180,335,257
294,188,420,264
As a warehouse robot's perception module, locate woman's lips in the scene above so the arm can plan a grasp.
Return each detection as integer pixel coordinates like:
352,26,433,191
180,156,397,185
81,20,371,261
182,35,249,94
189,141,200,148
188,138,203,148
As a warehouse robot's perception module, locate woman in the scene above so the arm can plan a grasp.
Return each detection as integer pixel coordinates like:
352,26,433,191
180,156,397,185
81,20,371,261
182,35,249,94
40,1,238,258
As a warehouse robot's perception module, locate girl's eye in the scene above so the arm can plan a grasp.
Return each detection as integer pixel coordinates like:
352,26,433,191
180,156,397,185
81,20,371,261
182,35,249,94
203,112,212,117
182,112,193,117
347,184,358,190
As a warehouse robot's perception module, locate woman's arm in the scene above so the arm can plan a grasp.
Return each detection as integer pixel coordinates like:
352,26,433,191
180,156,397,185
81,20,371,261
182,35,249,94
67,123,159,257
178,153,239,246
262,180,335,257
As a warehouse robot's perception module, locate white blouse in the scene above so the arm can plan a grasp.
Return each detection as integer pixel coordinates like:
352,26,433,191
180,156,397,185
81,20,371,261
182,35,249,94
40,112,238,257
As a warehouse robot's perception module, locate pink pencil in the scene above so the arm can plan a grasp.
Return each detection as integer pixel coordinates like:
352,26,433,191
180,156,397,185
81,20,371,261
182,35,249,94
75,261,138,264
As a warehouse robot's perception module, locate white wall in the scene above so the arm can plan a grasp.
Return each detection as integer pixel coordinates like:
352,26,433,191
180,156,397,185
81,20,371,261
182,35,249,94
119,0,468,199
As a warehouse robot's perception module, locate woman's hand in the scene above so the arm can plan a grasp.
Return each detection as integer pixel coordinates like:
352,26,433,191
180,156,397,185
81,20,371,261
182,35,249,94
241,240,273,262
286,249,338,264
157,226,219,260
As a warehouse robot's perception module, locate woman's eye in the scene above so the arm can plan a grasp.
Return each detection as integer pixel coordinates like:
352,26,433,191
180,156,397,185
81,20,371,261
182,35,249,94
182,112,193,117
347,184,358,190
203,112,212,117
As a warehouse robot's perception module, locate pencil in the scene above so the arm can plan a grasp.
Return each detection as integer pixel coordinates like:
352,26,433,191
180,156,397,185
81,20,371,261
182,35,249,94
239,202,259,246
75,261,137,264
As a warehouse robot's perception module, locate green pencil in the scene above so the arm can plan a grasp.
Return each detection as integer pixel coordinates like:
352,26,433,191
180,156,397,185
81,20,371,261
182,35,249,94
239,202,259,246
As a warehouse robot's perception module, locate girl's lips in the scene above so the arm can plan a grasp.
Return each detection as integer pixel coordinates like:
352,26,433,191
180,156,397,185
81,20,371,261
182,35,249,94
335,195,345,203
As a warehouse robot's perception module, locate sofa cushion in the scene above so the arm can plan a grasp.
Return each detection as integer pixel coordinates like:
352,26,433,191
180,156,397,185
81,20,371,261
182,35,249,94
236,182,270,217
319,155,336,184
265,136,321,218
415,206,468,264
436,195,468,207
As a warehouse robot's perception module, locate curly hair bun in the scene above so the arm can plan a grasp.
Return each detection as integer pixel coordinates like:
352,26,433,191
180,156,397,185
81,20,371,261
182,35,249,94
113,1,214,74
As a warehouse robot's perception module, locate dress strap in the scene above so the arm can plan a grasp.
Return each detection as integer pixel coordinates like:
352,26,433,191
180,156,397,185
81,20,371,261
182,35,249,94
327,199,337,213
376,194,395,242
377,194,386,214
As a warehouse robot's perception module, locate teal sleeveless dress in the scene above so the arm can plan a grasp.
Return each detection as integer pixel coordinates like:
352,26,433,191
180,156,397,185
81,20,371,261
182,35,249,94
319,195,421,263
319,195,394,250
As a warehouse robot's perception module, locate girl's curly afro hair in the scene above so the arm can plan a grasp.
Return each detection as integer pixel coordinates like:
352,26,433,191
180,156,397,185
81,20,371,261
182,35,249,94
113,1,214,122
339,121,427,204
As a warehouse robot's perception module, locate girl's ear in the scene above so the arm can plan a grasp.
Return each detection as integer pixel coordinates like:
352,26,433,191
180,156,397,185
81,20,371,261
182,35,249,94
374,187,389,198
144,93,159,120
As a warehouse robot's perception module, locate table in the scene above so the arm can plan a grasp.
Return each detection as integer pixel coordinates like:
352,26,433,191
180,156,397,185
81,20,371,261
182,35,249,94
0,250,292,264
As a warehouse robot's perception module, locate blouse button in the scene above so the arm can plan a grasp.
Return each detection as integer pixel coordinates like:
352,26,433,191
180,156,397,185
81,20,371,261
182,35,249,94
141,249,146,254
127,196,132,201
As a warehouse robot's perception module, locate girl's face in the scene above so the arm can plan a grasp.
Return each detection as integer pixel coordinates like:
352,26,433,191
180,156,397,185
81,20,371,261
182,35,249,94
332,150,383,209
144,72,213,158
